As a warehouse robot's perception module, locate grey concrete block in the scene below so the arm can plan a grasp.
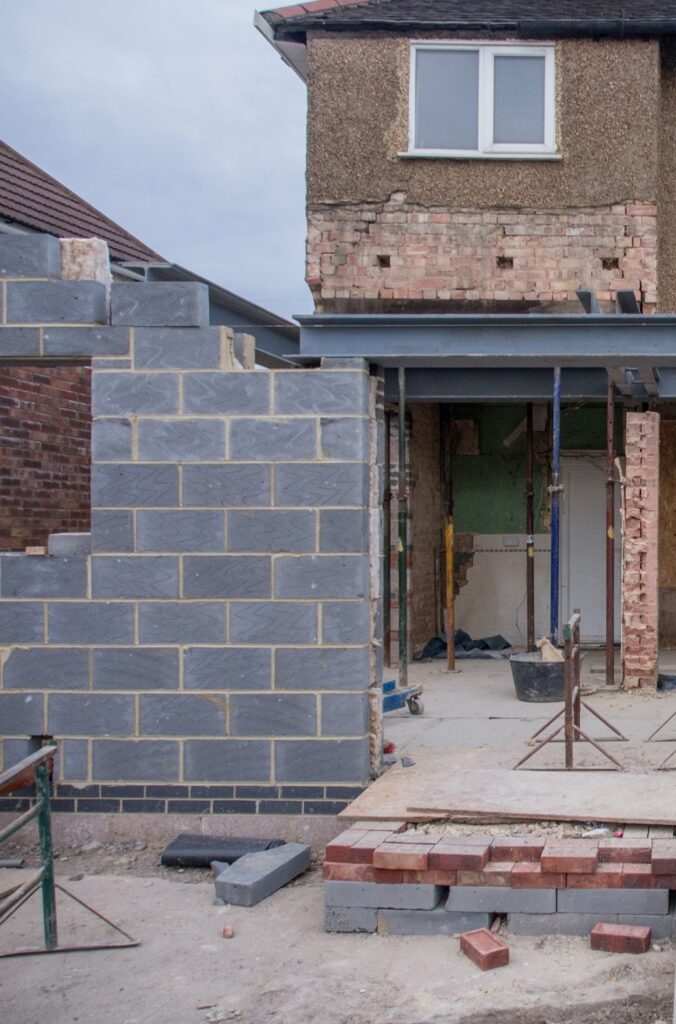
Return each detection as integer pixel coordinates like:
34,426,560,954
184,647,271,691
111,282,209,327
183,556,270,598
44,327,130,356
183,372,270,415
275,463,369,506
92,648,179,691
134,327,221,369
321,358,370,371
0,554,86,598
326,906,378,933
378,909,492,937
92,419,132,462
320,418,369,460
3,648,89,690
325,881,442,911
227,510,315,553
48,603,135,645
508,913,674,939
230,419,316,461
7,281,106,324
275,647,370,691
137,419,224,462
321,694,369,736
275,372,368,415
322,602,371,644
319,510,368,553
61,739,88,781
92,465,178,508
90,510,133,552
3,738,35,769
557,888,669,915
0,602,45,643
48,694,134,736
92,739,180,781
138,602,225,644
92,556,179,598
93,372,178,415
230,694,317,737
183,464,271,508
92,358,131,368
230,602,317,644
275,555,368,599
0,233,60,277
275,739,370,783
0,693,44,734
214,843,311,907
140,694,227,736
47,533,91,556
137,511,225,552
446,887,556,914
184,739,271,781
0,328,39,355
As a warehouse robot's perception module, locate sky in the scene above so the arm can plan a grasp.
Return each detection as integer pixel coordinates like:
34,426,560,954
0,0,310,321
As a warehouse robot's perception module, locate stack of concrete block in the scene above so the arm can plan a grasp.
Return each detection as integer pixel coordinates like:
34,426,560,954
324,827,676,938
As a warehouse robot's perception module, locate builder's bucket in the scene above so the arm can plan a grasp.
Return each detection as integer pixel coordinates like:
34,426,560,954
509,652,564,702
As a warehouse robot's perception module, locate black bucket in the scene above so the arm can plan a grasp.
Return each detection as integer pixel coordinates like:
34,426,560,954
509,651,564,702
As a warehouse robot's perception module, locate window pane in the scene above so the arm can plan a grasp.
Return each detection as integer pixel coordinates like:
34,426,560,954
415,49,479,150
493,55,545,144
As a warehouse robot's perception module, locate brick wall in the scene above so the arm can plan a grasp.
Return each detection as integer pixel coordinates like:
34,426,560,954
622,411,660,689
0,364,91,550
0,233,380,817
307,198,657,311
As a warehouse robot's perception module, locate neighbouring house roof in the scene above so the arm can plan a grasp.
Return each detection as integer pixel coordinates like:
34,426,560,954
0,139,163,263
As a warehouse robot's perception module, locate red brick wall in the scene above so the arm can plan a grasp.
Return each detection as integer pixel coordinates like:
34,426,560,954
0,365,91,550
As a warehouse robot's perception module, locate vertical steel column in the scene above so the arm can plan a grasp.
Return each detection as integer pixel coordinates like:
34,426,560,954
36,758,57,949
383,411,392,668
606,375,616,686
550,368,562,645
526,402,535,652
397,368,408,687
441,408,455,671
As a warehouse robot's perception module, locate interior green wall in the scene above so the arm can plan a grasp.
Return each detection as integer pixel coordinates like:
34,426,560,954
452,404,623,534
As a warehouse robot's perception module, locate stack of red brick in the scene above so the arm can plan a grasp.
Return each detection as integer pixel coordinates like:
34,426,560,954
324,825,676,890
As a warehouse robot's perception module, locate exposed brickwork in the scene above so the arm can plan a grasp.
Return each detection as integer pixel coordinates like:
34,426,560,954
622,411,660,689
0,365,91,550
307,197,657,311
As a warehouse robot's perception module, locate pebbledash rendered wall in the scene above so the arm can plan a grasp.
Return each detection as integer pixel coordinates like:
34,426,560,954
0,233,383,818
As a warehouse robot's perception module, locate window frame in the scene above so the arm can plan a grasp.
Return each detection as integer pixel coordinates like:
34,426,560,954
406,41,557,160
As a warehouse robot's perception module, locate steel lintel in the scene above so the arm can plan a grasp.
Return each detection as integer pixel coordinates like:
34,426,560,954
383,368,646,403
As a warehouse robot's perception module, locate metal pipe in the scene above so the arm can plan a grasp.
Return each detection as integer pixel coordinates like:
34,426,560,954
383,411,392,667
550,368,562,645
36,759,57,949
397,368,408,687
439,407,455,670
526,402,535,651
606,375,616,686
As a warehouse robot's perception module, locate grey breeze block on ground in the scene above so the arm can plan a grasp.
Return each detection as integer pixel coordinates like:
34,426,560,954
214,842,311,907
507,912,675,939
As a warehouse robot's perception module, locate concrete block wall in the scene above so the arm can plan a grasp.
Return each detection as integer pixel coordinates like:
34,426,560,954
0,233,380,817
623,411,660,688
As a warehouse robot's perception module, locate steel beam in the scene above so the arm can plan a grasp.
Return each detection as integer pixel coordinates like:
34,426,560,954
383,368,622,403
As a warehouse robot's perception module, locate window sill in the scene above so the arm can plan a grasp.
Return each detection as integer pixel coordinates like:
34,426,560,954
399,150,563,161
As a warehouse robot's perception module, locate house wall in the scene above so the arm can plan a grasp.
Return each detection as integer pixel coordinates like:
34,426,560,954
305,34,659,310
0,233,381,819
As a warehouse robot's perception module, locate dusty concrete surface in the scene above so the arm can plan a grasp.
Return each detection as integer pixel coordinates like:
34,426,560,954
0,855,673,1024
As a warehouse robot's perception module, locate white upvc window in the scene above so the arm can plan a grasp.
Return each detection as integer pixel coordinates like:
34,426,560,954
407,41,557,159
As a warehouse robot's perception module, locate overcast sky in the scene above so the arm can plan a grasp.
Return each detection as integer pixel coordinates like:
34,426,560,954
0,0,310,320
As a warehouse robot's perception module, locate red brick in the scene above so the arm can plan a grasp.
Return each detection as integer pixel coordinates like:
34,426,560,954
590,922,651,954
566,864,623,889
322,862,375,882
541,840,598,874
348,831,393,865
400,869,457,885
621,863,658,889
598,839,652,864
429,841,491,872
324,830,368,863
650,840,676,874
372,843,430,871
352,820,407,833
373,868,403,883
457,862,514,887
381,832,439,845
511,863,566,889
459,928,510,971
490,837,545,862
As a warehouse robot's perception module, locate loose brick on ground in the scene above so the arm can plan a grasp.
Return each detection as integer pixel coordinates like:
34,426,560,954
512,863,566,889
590,922,651,954
214,842,310,907
490,837,545,862
598,839,652,864
460,928,509,971
541,840,598,874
